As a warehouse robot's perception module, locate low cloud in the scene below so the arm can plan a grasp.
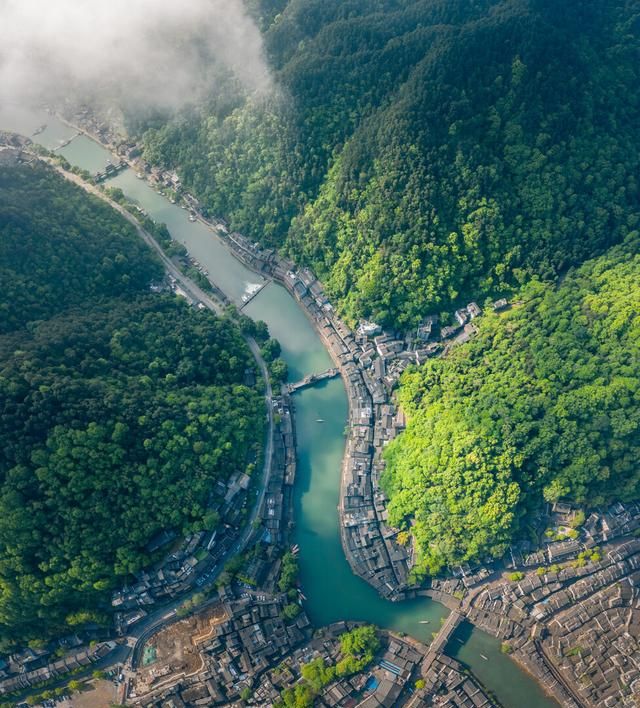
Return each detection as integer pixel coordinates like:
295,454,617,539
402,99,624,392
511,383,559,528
0,0,272,111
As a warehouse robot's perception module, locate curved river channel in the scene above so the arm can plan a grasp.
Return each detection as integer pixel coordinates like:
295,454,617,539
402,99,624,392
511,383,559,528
1,105,558,708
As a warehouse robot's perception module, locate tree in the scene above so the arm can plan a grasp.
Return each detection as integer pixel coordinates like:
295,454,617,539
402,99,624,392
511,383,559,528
240,686,252,701
260,338,281,361
142,0,640,329
383,234,640,574
340,625,379,659
0,164,266,645
282,603,301,621
300,658,336,692
278,552,298,593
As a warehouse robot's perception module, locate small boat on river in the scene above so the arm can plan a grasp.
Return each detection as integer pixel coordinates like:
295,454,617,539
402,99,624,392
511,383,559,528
316,419,325,423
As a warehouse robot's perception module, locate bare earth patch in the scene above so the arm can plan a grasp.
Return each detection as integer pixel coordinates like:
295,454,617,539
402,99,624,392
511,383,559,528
59,679,116,708
130,603,227,700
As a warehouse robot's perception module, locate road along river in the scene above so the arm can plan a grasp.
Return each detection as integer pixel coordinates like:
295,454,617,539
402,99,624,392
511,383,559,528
0,104,558,708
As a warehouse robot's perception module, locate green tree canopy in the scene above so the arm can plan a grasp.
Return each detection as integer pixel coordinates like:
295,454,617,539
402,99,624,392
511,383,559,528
0,163,264,645
382,233,640,577
142,0,640,327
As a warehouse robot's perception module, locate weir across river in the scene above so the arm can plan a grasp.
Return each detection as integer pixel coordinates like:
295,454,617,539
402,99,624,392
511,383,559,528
238,279,270,310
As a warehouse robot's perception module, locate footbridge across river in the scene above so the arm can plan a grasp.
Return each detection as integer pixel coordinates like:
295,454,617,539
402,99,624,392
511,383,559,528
284,368,340,393
422,610,464,673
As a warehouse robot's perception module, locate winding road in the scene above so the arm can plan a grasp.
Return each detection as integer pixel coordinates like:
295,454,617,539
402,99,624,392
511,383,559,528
46,159,275,674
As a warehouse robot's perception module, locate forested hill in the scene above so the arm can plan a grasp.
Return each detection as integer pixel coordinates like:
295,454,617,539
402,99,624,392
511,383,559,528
0,164,263,646
143,0,640,327
381,232,640,578
0,163,161,333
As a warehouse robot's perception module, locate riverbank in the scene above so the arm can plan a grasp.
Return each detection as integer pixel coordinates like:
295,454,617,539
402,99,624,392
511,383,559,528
51,119,566,707
196,228,413,598
0,144,279,679
45,110,416,602
1,110,573,708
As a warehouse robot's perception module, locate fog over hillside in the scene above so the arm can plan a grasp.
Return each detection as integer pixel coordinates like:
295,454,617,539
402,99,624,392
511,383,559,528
0,0,272,110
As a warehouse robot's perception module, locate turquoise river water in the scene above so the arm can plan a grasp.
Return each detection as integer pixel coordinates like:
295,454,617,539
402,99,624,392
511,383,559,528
1,104,558,708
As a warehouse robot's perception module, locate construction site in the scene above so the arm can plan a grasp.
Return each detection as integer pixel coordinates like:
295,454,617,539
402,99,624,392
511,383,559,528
128,604,228,703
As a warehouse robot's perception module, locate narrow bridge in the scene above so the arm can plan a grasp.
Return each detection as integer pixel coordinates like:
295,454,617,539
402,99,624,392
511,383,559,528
95,161,127,182
285,368,340,393
422,610,464,674
52,132,81,150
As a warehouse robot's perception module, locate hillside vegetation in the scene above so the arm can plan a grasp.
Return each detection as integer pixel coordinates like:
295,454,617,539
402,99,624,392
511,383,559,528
143,0,640,327
0,164,263,646
0,164,160,333
381,233,640,577
137,0,640,577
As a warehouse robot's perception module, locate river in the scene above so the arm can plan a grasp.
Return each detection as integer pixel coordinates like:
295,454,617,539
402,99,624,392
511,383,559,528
1,104,558,708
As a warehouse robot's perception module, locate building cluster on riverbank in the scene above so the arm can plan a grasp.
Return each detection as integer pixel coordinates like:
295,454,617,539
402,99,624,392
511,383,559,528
109,390,297,632
128,606,485,708
216,227,491,603
420,653,498,707
259,626,427,708
463,527,640,707
283,265,414,599
127,589,313,707
260,393,296,545
111,510,242,629
183,223,405,597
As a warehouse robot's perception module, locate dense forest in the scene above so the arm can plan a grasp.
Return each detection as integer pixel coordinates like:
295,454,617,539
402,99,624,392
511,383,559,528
0,164,263,645
142,0,640,327
0,164,161,333
381,232,640,578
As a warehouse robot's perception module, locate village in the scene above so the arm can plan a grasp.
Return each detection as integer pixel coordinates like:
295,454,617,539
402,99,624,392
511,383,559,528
108,388,296,634
48,106,501,603
119,587,497,708
208,221,640,708
0,364,299,703
2,111,640,708
213,216,503,603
